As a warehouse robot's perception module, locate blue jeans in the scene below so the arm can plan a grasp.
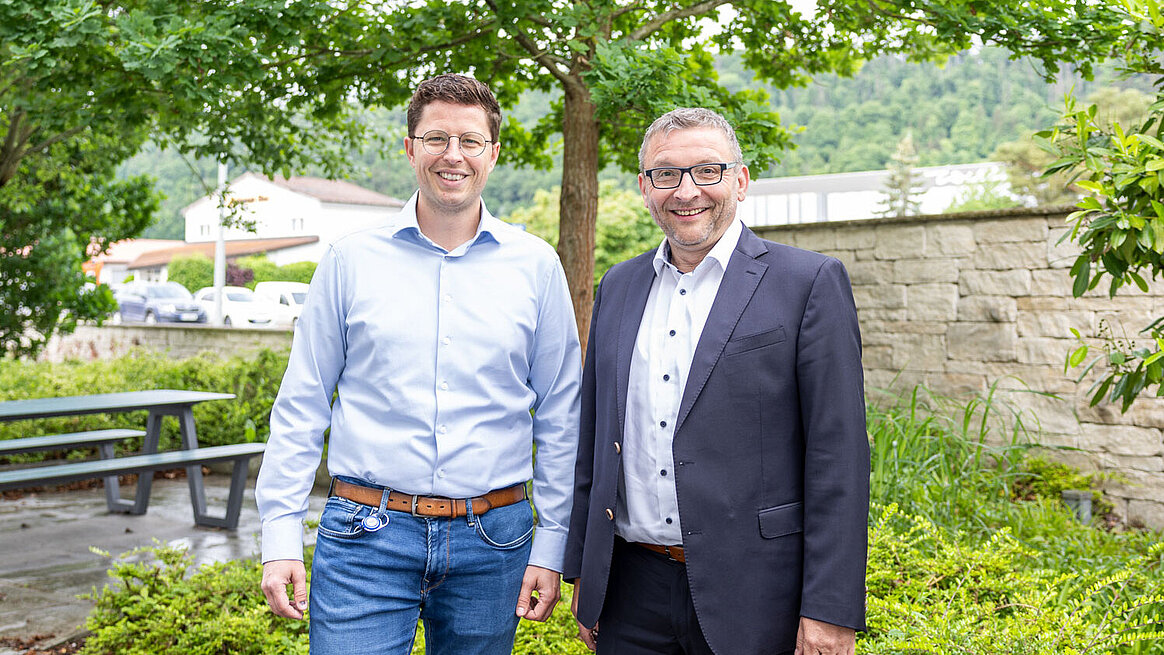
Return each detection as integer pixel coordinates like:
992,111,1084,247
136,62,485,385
308,481,535,655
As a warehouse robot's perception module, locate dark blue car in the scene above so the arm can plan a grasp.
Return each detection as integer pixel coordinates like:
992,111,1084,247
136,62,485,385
113,281,207,324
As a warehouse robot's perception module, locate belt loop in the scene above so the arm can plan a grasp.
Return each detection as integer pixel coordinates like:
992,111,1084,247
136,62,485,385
465,497,476,527
327,477,337,498
410,494,421,517
377,487,390,516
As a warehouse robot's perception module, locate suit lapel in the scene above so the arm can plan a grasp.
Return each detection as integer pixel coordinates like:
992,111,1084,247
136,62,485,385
675,228,769,434
615,255,655,440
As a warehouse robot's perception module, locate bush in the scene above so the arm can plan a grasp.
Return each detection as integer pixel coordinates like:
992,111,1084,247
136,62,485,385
0,349,289,460
81,544,590,655
166,255,214,294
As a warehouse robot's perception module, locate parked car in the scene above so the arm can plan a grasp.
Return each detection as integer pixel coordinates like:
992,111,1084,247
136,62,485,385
193,286,278,328
253,281,309,329
113,281,207,324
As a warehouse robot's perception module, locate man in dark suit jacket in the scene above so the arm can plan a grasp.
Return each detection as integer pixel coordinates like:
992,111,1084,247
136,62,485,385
565,108,869,655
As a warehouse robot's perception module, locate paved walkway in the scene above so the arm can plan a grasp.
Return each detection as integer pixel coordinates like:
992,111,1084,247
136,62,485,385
0,473,326,654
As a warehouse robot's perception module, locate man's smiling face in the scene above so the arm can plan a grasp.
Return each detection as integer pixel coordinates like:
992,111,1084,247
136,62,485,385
638,126,749,267
406,100,499,217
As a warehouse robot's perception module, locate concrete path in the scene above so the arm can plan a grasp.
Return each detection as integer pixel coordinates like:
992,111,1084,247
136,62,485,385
0,473,326,654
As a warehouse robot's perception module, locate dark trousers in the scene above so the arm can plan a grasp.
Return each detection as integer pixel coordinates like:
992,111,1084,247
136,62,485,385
597,538,715,655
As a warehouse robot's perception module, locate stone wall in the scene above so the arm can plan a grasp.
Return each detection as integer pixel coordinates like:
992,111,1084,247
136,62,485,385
41,324,292,362
755,207,1164,529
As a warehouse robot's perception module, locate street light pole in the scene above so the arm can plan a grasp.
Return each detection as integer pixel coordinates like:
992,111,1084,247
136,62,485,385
214,162,227,326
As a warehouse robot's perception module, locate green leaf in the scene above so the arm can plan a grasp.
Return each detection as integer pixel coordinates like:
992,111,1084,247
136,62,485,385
1068,345,1089,370
1130,270,1150,292
1072,260,1091,298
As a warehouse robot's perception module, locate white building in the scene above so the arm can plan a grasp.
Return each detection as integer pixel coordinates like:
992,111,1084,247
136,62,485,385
183,173,405,265
739,162,1011,227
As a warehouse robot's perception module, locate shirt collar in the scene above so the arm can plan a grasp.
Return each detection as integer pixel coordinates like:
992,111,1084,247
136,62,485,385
652,218,743,276
390,191,509,250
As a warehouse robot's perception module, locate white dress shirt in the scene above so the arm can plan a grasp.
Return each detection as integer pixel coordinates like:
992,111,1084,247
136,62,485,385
615,219,743,545
256,192,581,572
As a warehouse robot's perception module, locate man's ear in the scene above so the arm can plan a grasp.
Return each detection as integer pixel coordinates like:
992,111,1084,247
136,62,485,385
736,163,750,201
404,136,416,168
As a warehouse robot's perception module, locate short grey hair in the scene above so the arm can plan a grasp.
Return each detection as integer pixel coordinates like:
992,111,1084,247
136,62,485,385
638,108,744,171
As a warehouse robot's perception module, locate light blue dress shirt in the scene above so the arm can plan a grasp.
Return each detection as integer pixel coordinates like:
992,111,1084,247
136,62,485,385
256,192,581,572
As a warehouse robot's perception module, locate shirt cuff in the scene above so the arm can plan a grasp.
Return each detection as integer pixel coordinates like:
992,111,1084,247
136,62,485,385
261,518,306,563
527,526,568,573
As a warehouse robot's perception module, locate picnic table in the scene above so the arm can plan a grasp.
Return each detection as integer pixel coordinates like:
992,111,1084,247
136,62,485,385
0,390,264,528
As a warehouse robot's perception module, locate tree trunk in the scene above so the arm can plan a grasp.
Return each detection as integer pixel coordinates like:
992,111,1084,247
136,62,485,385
557,79,599,354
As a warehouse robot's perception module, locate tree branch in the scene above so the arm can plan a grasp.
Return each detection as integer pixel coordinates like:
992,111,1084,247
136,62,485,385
484,0,572,85
629,0,733,41
262,20,499,70
24,124,87,159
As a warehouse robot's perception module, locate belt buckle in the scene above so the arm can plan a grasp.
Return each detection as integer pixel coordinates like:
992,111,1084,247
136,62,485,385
410,494,422,517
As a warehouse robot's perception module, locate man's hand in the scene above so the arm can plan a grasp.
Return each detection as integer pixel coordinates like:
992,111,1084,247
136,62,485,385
261,559,308,620
570,578,598,651
794,616,855,655
515,565,561,621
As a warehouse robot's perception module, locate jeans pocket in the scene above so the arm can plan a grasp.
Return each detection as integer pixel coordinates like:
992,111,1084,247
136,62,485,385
474,501,535,550
315,496,371,540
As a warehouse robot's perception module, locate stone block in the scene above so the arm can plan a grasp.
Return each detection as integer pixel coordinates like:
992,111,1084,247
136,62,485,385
891,333,947,372
853,284,906,310
976,217,1049,243
853,248,879,261
958,362,1077,394
892,259,960,284
820,249,857,269
925,224,977,257
857,308,907,321
1017,297,1069,311
863,345,894,369
1080,423,1163,457
873,225,927,260
1034,448,1100,474
1029,269,1076,297
1006,392,1082,437
847,261,893,286
907,284,959,322
923,372,987,397
958,296,1018,322
1097,453,1164,472
834,227,874,251
971,242,1047,270
947,323,1019,362
1106,469,1164,504
1046,225,1081,269
1019,338,1077,367
959,270,1032,296
793,230,836,252
862,320,948,335
1017,312,1093,339
1127,499,1164,530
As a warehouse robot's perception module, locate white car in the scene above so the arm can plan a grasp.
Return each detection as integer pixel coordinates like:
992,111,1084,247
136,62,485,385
193,286,278,328
253,281,309,329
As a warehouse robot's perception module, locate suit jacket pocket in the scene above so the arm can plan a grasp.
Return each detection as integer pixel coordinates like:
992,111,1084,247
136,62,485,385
724,326,786,357
758,501,804,539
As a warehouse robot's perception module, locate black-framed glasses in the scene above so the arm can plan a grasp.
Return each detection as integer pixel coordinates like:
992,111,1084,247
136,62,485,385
410,130,492,157
643,162,740,189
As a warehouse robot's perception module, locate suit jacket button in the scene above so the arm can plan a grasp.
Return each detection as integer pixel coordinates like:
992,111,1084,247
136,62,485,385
613,441,621,454
605,508,614,520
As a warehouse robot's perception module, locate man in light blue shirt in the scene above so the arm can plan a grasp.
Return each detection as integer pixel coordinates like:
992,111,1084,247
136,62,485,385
257,74,582,655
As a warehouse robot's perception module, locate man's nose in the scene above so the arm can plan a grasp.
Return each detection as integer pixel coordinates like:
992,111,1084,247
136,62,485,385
672,171,702,201
441,137,466,163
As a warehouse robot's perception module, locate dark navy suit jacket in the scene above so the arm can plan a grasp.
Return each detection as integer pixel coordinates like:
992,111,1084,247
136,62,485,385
564,226,869,655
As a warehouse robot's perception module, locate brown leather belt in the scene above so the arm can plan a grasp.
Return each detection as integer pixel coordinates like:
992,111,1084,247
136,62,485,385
634,542,686,563
331,479,527,518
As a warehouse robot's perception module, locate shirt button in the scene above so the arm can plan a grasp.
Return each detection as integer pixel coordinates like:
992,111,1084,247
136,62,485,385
438,425,448,434
662,374,670,381
437,469,446,478
679,289,687,295
659,420,667,428
440,381,449,390
605,508,614,521
443,294,452,303
442,337,451,345
666,517,673,525
669,330,676,336
660,469,667,476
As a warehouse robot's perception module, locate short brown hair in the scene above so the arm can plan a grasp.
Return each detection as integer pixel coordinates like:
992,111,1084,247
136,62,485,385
406,74,502,141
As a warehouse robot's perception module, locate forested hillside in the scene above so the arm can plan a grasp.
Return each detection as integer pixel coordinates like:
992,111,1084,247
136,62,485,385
124,48,1151,239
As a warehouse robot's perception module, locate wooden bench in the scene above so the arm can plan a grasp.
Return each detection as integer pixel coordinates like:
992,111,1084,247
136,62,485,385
0,442,265,529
